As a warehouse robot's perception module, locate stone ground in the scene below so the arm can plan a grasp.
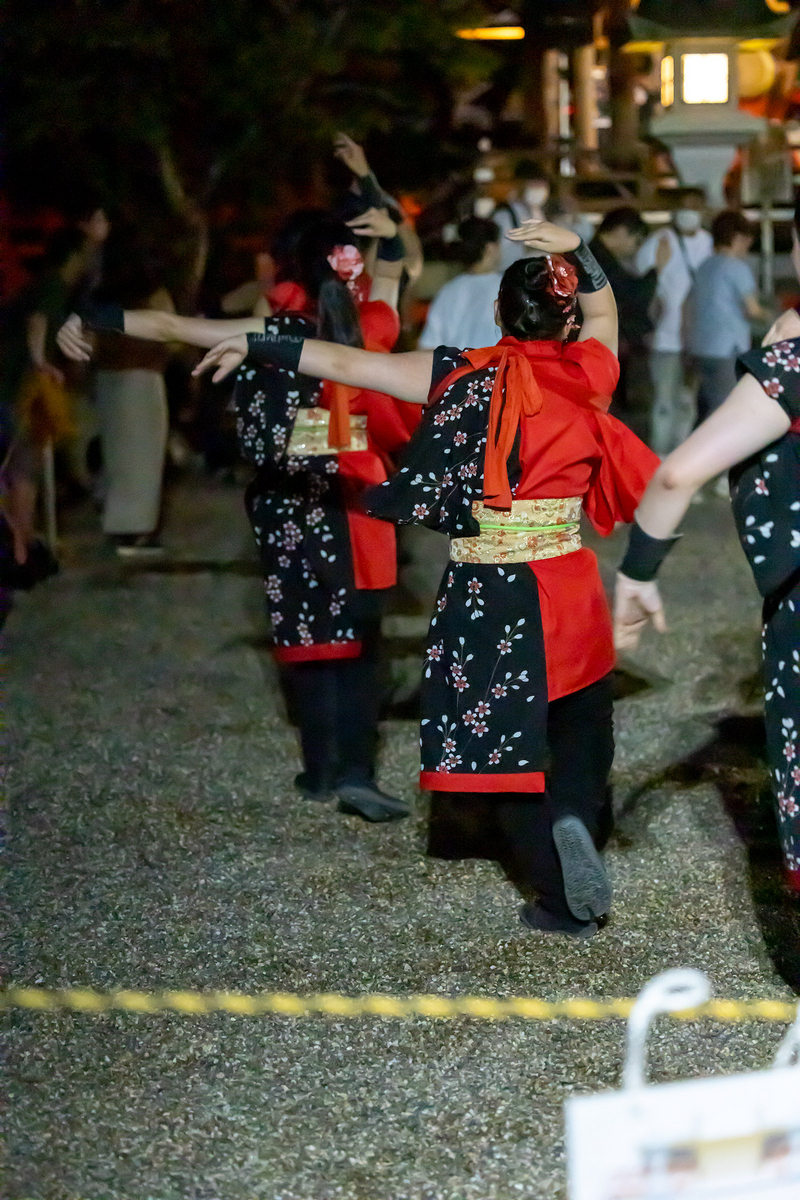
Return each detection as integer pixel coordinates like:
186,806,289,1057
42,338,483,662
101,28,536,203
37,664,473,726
5,474,800,1200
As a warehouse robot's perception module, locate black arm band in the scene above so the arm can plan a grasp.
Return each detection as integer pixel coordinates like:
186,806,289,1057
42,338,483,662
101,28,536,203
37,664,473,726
358,171,384,210
619,521,680,582
246,331,304,372
565,240,608,294
377,232,405,262
76,302,125,333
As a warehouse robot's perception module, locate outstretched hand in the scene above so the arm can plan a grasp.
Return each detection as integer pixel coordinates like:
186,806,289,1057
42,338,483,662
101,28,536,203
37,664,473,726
334,132,370,178
346,206,398,240
505,220,581,255
192,335,248,384
613,573,667,651
56,314,93,362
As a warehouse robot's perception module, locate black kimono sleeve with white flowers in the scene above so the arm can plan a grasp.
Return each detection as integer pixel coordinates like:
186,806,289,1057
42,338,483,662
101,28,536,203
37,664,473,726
734,337,800,883
731,338,800,599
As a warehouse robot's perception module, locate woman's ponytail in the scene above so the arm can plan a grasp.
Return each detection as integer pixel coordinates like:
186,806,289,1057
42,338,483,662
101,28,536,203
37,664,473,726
316,274,364,348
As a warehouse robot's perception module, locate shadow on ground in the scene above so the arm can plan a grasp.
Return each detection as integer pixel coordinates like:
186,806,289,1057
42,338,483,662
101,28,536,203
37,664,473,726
620,713,800,993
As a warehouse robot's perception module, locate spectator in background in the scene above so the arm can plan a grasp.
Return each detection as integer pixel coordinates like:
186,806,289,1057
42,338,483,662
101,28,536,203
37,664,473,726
687,210,770,425
93,235,175,556
0,228,87,565
589,208,665,440
635,188,713,456
418,217,501,350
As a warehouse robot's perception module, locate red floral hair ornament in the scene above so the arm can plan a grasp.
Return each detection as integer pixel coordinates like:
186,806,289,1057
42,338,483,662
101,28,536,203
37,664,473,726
545,254,578,300
327,243,365,283
545,254,579,333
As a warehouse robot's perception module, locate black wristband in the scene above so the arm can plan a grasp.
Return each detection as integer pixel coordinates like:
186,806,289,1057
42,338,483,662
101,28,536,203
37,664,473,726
76,302,125,333
358,171,384,210
377,232,405,263
246,330,304,372
565,240,608,294
619,520,680,582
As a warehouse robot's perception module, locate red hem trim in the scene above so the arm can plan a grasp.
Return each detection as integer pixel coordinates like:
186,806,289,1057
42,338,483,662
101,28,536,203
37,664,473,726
786,868,800,897
420,770,545,794
273,642,362,663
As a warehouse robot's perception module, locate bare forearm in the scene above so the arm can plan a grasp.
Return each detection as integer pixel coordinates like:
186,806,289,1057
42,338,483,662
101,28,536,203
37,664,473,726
296,340,433,403
634,467,696,540
635,374,792,537
123,311,265,348
576,283,618,355
26,313,49,367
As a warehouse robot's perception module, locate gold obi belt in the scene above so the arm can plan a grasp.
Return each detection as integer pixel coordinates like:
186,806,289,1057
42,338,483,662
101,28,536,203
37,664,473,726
286,406,368,456
449,497,582,565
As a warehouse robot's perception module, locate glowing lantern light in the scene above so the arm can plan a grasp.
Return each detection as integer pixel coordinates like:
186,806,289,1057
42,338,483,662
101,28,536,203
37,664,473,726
682,53,729,104
661,55,674,107
456,26,525,40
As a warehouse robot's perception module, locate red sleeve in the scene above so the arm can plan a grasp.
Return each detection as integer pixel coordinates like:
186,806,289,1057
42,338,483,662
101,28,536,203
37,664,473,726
583,413,660,537
359,300,400,352
564,337,620,397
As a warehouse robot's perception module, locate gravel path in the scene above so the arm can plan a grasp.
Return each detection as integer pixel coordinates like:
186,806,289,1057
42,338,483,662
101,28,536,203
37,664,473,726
5,478,799,1200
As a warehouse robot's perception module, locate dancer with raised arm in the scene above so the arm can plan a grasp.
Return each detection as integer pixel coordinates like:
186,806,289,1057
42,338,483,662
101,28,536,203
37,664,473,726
192,220,660,937
58,210,418,824
615,204,800,903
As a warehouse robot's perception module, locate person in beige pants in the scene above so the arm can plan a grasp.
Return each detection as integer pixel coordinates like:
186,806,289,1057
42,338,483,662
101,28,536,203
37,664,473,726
94,283,174,556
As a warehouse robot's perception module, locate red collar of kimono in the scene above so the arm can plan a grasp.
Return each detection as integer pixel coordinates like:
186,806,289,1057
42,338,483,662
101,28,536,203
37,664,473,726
430,336,612,511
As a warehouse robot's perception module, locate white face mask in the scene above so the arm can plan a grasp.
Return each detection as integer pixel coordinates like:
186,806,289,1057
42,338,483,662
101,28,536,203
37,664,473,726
524,185,549,209
674,209,702,234
474,197,496,219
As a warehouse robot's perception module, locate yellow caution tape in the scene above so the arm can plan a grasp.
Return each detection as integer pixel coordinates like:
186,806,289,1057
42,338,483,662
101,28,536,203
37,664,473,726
0,988,797,1022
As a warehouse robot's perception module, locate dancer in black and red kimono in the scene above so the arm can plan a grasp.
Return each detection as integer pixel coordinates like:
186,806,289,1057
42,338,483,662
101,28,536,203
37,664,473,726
615,200,800,904
192,219,660,937
58,212,418,823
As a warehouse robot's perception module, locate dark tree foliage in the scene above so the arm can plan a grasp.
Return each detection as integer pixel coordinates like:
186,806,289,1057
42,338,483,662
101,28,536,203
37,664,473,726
3,0,493,297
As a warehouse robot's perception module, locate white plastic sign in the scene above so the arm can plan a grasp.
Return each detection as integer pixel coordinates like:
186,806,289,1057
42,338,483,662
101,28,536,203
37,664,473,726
566,970,800,1200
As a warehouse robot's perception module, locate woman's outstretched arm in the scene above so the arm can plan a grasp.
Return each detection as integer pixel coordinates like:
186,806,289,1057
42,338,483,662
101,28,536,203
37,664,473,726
192,333,435,405
614,373,791,649
57,310,267,361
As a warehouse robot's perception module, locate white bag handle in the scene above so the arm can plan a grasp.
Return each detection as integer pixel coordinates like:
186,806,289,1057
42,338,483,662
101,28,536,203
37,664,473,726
623,968,711,1091
773,1005,800,1069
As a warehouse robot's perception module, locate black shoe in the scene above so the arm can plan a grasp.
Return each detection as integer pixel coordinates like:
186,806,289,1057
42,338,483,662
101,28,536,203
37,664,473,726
294,773,333,803
335,782,410,823
520,903,598,939
552,815,611,922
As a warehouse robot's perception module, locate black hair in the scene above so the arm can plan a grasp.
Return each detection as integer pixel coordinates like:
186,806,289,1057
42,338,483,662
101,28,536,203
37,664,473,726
43,227,86,270
597,206,649,241
711,209,754,249
293,217,364,348
272,209,327,279
455,216,500,268
496,257,575,341
99,228,167,308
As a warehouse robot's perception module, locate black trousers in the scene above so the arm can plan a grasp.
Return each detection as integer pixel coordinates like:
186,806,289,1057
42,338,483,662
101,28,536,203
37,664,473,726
432,673,615,918
282,617,383,792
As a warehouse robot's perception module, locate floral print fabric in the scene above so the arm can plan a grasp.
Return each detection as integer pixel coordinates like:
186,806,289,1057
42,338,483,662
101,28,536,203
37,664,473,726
419,562,548,791
735,338,800,881
237,314,369,660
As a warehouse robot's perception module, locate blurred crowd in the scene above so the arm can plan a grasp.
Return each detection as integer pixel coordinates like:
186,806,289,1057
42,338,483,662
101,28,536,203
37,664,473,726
0,138,779,589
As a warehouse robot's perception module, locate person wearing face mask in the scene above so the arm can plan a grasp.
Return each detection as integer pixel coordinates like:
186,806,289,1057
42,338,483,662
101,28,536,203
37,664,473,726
470,159,554,272
418,217,502,351
589,208,666,441
634,188,713,457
